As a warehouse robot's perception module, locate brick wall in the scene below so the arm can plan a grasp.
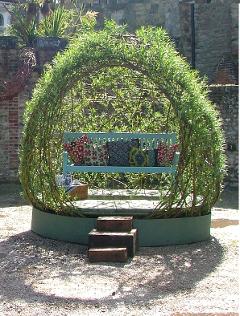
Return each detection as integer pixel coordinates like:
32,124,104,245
0,37,66,181
0,37,19,180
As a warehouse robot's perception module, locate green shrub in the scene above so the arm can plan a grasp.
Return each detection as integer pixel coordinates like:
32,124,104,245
19,22,226,218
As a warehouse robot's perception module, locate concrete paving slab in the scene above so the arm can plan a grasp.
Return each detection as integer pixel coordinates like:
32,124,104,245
76,199,159,215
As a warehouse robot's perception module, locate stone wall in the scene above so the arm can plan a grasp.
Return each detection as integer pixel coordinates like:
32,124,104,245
179,0,239,83
195,0,234,81
231,2,239,56
78,0,181,41
76,0,239,83
209,85,238,188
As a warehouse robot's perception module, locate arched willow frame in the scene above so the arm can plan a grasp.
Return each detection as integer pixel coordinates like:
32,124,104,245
19,24,226,218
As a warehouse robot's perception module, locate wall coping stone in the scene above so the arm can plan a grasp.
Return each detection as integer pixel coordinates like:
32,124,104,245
0,36,18,49
33,37,68,50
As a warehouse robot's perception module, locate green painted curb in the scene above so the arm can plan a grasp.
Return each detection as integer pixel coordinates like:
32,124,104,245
31,207,211,246
134,214,211,246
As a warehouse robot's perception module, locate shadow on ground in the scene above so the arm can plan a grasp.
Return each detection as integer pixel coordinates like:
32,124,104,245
0,230,224,307
0,183,28,207
214,187,238,210
0,182,238,209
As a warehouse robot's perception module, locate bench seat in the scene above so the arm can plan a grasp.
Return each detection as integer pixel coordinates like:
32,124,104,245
63,164,178,174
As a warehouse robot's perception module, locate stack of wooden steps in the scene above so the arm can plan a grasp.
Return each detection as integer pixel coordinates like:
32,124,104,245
88,216,138,263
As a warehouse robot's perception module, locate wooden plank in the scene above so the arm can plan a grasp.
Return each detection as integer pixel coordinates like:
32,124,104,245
88,229,138,257
97,216,133,232
88,247,128,263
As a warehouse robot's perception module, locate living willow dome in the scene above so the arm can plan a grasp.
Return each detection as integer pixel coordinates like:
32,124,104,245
19,22,226,218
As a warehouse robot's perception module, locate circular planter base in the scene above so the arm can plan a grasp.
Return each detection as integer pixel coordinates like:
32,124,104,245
31,207,211,246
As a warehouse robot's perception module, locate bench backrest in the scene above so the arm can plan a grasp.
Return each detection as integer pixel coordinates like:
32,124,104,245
63,132,179,175
64,132,177,147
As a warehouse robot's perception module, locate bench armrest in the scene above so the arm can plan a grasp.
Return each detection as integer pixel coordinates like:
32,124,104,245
172,151,180,165
63,151,69,175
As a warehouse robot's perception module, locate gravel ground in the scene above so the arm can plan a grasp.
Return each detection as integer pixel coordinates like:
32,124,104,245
0,185,239,316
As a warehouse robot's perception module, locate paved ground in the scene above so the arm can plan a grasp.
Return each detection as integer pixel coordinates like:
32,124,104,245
0,184,239,316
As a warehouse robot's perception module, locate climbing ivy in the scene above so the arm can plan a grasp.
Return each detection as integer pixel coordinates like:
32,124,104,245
19,21,226,218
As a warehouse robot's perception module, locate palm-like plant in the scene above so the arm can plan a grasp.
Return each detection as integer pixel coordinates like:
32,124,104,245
9,4,39,46
38,6,73,37
7,1,95,46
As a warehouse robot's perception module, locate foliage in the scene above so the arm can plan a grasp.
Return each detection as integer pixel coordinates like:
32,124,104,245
19,22,226,218
37,6,73,37
7,1,85,46
8,4,38,46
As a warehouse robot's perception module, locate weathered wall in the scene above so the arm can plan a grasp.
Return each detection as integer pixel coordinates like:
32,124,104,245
0,37,66,181
231,1,239,56
76,0,239,83
195,0,234,81
0,97,19,180
209,85,238,188
0,38,20,180
179,0,239,83
76,0,182,46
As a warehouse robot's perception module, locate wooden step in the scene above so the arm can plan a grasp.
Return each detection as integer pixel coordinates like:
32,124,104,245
96,216,133,232
88,247,128,263
88,229,138,257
